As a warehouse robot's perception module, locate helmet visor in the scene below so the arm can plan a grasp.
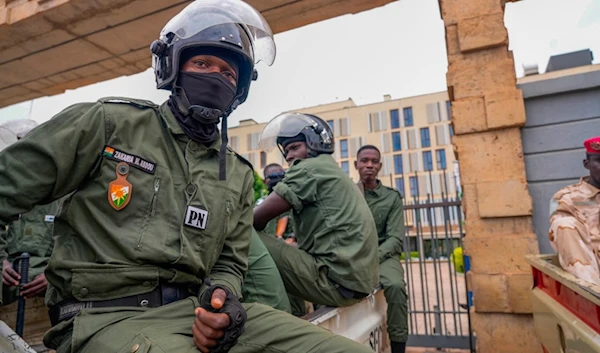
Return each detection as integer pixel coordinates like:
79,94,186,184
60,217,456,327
0,127,18,151
161,0,276,66
258,113,319,151
0,119,38,139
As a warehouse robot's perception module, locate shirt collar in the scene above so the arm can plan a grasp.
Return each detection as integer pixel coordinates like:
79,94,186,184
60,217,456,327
159,101,222,152
581,177,600,197
364,180,383,196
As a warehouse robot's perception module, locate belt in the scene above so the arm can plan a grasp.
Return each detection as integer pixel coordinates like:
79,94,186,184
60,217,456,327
48,283,194,326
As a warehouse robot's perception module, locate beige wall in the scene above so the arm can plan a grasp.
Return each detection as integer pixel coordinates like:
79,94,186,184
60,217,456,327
228,91,457,201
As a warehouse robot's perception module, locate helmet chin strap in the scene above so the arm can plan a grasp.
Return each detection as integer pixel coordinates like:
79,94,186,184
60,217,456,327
172,85,222,124
172,84,239,181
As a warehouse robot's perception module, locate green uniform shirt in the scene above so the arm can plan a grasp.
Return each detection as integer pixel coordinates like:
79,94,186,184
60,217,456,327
361,181,405,262
0,97,254,307
273,154,379,294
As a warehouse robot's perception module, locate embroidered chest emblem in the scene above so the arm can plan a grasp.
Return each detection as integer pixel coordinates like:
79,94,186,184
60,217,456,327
108,162,133,211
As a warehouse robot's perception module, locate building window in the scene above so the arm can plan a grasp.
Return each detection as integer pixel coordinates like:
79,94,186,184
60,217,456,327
341,161,349,175
392,132,402,151
327,120,334,130
368,112,388,132
423,151,433,171
420,127,431,148
247,132,260,150
446,101,451,120
395,177,405,197
436,149,447,170
403,107,413,127
260,151,267,169
393,154,403,174
449,123,454,142
229,136,239,150
340,139,348,158
409,176,418,197
390,109,400,129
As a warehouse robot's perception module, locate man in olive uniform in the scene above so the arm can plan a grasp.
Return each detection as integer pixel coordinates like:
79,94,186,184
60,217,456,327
0,1,377,353
355,145,409,353
0,120,59,304
1,201,59,304
260,164,295,243
254,112,379,313
549,136,600,285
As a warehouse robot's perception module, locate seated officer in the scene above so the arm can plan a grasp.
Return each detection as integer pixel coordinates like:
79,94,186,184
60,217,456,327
355,145,409,353
253,112,379,312
0,1,377,352
549,136,600,284
259,164,295,244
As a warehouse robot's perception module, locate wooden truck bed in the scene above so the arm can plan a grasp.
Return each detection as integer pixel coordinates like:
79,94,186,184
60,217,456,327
526,254,600,353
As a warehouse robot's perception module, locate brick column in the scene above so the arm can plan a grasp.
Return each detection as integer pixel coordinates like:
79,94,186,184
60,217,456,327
439,1,541,352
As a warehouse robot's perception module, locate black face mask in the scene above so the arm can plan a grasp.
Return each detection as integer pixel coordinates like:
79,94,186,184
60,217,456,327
178,71,237,117
168,71,237,145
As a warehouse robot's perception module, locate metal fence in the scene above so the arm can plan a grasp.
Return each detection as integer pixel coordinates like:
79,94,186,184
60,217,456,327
401,170,475,352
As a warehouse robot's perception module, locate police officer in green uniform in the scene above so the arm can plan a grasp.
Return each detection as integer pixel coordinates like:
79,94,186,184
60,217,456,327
0,120,59,305
1,201,59,305
0,1,377,353
355,145,408,353
254,112,379,312
259,164,295,243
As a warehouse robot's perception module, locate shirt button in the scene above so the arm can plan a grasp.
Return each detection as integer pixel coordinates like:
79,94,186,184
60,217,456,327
131,344,140,353
143,281,151,287
185,184,196,195
80,288,89,297
189,141,199,151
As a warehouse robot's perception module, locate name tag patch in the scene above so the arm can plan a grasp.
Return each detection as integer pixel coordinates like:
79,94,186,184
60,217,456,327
44,215,55,223
102,145,156,174
184,206,208,230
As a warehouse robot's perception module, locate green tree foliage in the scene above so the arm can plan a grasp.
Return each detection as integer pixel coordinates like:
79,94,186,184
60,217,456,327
253,171,267,202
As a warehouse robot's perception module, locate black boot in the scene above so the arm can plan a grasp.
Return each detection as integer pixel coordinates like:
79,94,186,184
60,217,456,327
391,341,406,353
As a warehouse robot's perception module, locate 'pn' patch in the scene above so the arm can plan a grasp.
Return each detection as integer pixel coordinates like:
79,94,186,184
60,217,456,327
184,206,208,230
102,145,156,174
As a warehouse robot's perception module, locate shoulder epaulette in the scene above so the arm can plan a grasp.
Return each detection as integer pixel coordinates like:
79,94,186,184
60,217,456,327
383,185,403,199
227,146,254,171
98,97,158,110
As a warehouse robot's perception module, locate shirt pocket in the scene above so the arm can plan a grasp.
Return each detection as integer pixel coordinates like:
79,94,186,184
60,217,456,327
181,181,233,268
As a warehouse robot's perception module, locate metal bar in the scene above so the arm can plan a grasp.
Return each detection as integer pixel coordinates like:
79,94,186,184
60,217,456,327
423,174,444,337
403,200,461,209
16,252,30,337
441,171,460,336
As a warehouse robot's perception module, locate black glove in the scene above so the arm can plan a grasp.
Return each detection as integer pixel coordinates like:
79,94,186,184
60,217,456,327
200,284,247,353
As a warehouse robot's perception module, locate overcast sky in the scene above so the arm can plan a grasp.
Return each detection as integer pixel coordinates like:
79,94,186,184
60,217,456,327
0,0,598,126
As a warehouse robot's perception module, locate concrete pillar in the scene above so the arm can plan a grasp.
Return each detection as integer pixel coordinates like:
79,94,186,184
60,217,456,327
438,0,542,352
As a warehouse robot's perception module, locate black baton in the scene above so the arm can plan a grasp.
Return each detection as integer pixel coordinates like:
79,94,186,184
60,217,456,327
15,252,30,337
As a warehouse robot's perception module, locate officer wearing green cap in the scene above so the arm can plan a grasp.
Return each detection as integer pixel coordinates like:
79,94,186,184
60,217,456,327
253,112,380,314
0,1,378,352
355,144,408,353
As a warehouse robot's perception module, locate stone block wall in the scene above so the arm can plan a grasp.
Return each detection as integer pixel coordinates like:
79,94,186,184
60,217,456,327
438,0,541,352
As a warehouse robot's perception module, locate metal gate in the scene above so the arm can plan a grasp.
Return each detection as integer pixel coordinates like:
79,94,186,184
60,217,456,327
400,170,475,352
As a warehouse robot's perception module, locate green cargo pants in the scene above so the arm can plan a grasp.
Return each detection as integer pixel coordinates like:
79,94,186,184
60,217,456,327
380,256,408,342
50,298,376,353
241,231,291,313
258,232,359,308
